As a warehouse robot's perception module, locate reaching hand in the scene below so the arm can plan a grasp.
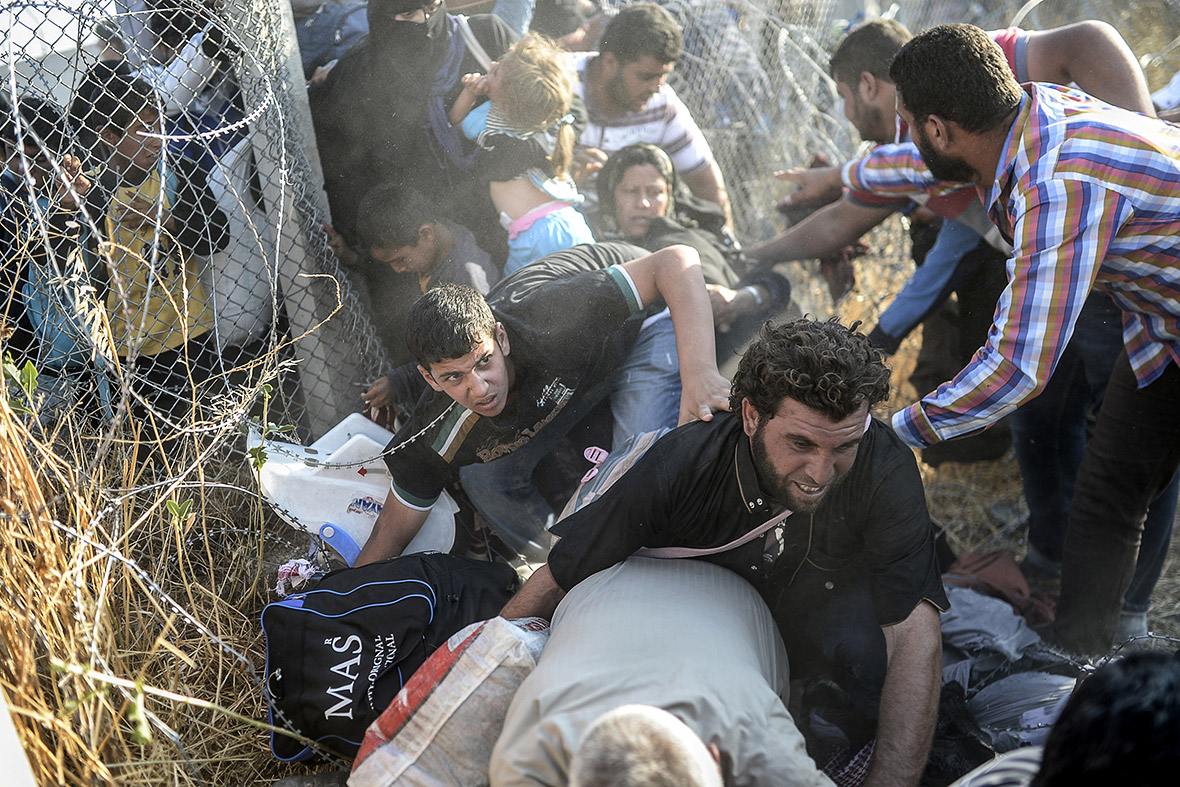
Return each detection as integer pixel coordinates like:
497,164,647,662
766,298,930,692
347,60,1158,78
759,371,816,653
707,284,761,328
361,376,397,429
571,147,608,185
678,368,732,426
309,62,336,86
322,223,358,267
114,194,170,230
55,154,91,208
774,165,844,209
362,376,395,410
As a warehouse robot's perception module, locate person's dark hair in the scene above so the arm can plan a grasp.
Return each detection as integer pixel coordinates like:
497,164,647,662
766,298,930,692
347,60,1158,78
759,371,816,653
1032,651,1180,786
828,19,912,85
730,318,890,420
148,1,204,51
72,69,157,142
405,284,498,368
356,183,435,251
598,3,682,65
1,94,69,155
888,23,1023,133
596,143,677,222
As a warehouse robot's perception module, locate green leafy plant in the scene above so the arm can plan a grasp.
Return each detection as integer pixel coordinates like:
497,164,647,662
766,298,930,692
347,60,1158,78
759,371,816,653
246,383,299,472
3,353,39,416
165,498,194,530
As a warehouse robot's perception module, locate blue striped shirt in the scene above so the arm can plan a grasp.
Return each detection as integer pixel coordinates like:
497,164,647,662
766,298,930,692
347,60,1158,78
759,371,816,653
845,84,1180,447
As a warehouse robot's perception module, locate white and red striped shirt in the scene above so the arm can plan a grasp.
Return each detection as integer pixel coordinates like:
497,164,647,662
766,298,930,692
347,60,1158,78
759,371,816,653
569,52,715,206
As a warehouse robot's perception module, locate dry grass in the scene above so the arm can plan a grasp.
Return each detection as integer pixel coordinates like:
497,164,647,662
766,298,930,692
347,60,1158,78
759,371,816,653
5,2,1180,782
0,376,328,785
5,231,1180,786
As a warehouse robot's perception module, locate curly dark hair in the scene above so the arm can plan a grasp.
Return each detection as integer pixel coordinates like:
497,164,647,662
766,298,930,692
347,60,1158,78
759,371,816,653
889,23,1023,134
730,318,891,420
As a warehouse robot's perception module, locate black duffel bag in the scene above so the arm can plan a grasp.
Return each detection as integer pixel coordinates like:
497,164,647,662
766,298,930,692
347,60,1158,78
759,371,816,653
261,552,519,761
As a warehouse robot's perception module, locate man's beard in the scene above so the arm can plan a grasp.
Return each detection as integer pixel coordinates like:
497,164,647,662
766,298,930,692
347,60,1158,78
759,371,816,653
606,73,643,114
749,423,845,513
914,129,976,183
854,98,888,144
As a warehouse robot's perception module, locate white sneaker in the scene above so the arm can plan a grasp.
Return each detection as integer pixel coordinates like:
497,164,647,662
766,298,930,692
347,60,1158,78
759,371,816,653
1152,70,1180,111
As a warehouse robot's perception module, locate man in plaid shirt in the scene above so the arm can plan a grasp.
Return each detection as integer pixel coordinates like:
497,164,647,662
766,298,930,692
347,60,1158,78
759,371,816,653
843,23,1180,654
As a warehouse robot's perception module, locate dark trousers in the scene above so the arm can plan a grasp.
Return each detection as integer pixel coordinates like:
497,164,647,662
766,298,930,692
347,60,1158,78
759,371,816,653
1054,352,1180,652
1013,294,1178,612
770,568,886,749
127,330,223,424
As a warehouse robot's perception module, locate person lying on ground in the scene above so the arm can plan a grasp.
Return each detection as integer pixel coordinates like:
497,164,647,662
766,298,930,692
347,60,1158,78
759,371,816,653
491,557,834,787
946,650,1180,787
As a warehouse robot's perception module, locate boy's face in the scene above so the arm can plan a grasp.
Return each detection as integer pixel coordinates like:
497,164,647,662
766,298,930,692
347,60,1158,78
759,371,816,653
4,140,53,189
419,323,514,417
367,224,440,275
103,109,163,175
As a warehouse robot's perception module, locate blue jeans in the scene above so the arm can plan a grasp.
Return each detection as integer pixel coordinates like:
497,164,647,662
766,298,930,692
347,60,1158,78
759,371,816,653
460,319,682,559
609,315,682,447
492,0,534,35
1014,293,1179,615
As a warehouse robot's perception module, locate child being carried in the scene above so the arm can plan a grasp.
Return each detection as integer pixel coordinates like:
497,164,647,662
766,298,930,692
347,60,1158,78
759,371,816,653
449,34,594,276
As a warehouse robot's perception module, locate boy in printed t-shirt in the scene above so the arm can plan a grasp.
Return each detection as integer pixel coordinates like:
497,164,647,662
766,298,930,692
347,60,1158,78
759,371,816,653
73,70,228,423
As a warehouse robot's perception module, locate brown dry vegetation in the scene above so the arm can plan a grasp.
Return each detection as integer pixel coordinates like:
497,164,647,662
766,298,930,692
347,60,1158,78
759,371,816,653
0,393,317,784
5,1,1180,785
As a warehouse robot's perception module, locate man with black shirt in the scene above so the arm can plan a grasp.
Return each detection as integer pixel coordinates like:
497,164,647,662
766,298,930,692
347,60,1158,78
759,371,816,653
503,318,946,787
355,242,730,565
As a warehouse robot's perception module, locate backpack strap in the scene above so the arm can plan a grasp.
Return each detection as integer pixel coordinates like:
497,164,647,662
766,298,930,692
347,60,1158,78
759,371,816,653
455,15,493,71
635,507,793,559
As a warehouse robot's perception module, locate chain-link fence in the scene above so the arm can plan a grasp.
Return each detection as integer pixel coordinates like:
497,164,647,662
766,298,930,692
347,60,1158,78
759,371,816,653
4,0,1180,783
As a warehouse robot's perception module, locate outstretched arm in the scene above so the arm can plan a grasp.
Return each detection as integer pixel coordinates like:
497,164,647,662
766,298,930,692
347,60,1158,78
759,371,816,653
1024,21,1154,116
681,160,734,231
746,198,895,265
620,245,731,424
864,601,942,787
354,489,431,565
500,564,566,621
774,165,844,207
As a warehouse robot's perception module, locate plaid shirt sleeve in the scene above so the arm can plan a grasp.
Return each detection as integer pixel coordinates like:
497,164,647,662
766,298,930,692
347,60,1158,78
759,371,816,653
842,143,946,198
893,177,1133,448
